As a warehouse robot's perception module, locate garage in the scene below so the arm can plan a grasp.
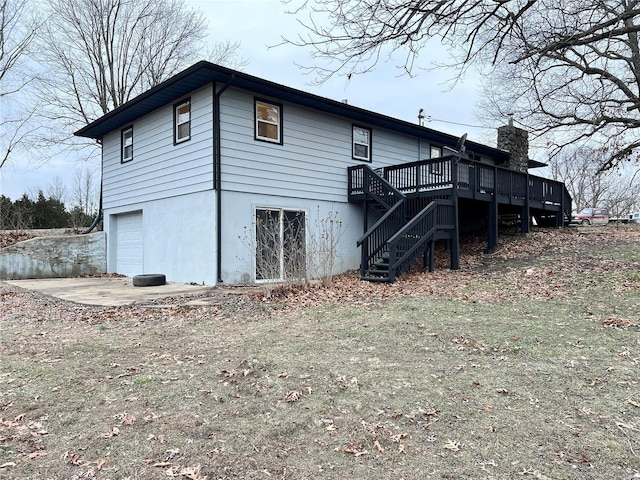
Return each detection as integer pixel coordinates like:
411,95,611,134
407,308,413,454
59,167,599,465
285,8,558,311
115,211,143,277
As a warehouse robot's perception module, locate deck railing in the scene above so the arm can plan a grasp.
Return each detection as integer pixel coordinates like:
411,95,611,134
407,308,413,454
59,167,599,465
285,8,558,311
386,200,455,281
349,156,571,214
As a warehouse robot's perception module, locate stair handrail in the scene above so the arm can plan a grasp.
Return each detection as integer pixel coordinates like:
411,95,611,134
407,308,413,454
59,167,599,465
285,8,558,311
355,166,408,278
356,200,406,247
360,164,406,210
386,200,455,281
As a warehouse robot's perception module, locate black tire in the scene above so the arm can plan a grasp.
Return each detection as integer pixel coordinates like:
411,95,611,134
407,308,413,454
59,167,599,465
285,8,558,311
581,219,591,226
132,273,166,287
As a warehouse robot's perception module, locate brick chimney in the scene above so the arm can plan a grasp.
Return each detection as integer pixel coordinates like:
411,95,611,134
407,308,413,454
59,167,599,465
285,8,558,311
497,118,529,173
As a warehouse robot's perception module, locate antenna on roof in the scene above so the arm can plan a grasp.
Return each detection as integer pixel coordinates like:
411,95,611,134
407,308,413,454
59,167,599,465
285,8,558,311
418,108,425,126
456,133,467,154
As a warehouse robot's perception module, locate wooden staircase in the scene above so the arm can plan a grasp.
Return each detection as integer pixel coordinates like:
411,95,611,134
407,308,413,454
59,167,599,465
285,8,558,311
351,165,456,282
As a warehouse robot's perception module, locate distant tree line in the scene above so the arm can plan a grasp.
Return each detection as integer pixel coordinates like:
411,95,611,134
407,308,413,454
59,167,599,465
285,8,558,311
0,192,96,230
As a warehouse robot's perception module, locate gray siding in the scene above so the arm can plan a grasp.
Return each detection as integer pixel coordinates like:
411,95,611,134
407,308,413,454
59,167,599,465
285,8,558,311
102,83,450,210
218,89,422,203
102,86,214,209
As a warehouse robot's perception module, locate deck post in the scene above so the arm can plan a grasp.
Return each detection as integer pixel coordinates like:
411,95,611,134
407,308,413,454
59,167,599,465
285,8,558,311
486,167,499,253
521,173,531,233
361,197,369,278
423,241,435,272
554,186,564,228
451,157,460,270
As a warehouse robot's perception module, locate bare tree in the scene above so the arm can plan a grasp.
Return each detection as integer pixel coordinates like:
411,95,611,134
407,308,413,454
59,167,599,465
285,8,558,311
70,166,97,217
35,0,244,135
46,176,67,204
284,0,640,171
549,147,640,215
0,0,37,170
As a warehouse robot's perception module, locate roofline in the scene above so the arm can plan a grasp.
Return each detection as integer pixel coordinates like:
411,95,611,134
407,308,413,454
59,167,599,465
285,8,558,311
74,61,508,160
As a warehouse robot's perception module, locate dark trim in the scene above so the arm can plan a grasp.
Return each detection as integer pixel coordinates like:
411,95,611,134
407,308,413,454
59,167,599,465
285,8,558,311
121,126,133,163
214,77,235,284
254,98,283,145
352,124,372,162
173,97,191,145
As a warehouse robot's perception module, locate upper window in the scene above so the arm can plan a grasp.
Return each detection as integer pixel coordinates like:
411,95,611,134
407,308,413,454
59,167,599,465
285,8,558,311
174,99,191,144
121,127,133,163
255,99,282,144
429,145,444,174
353,125,372,162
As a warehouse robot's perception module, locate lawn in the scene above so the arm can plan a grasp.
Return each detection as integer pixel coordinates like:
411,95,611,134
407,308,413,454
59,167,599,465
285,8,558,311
1,226,639,479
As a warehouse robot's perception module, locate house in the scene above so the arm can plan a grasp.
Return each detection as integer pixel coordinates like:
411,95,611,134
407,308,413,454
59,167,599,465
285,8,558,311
75,61,571,285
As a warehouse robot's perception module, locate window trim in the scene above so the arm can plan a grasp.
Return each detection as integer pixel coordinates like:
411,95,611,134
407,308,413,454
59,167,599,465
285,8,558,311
254,98,283,145
429,145,444,175
352,125,372,162
254,206,306,282
174,98,191,144
121,126,133,163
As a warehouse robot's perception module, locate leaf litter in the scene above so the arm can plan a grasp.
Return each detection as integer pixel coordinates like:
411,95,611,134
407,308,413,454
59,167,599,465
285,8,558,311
0,226,639,478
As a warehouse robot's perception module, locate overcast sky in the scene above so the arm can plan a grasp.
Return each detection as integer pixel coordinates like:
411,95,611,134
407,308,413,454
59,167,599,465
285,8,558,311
0,0,495,201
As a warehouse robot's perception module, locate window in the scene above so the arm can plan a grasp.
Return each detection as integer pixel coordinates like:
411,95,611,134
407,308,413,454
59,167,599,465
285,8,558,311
255,99,282,144
121,127,133,163
429,145,444,175
255,208,306,281
174,99,191,143
353,125,372,162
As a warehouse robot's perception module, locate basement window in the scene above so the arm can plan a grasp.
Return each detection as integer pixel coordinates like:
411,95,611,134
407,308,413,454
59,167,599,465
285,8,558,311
255,208,306,281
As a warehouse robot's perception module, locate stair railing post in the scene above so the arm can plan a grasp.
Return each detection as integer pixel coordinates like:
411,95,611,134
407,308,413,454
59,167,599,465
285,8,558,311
522,173,531,233
486,166,499,253
451,155,461,270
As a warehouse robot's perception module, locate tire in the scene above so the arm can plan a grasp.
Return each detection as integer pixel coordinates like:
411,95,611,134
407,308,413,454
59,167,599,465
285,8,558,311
132,273,166,287
581,219,591,226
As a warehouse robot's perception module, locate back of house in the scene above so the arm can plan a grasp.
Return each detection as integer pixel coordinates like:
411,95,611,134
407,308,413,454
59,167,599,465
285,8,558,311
75,61,568,286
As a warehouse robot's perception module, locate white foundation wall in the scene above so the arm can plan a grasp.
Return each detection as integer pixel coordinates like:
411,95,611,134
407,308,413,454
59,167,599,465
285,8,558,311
219,190,363,285
105,190,218,285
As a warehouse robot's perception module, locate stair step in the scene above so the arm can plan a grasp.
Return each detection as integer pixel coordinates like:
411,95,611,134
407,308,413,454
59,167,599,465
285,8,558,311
360,275,391,283
364,269,388,276
372,262,390,269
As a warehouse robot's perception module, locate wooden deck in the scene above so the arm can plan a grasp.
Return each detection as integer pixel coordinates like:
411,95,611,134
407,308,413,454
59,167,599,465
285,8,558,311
349,156,571,216
347,156,572,282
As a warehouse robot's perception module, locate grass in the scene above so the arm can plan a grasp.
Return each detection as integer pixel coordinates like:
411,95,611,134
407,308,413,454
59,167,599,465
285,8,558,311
1,226,639,479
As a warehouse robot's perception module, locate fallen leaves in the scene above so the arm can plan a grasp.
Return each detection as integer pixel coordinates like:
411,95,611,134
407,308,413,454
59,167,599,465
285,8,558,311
443,440,461,452
602,317,638,328
284,390,302,403
0,231,37,248
616,419,638,432
342,444,368,456
121,413,136,426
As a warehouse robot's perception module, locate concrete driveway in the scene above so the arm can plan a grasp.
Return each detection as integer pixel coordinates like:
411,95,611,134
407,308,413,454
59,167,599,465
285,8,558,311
3,277,215,306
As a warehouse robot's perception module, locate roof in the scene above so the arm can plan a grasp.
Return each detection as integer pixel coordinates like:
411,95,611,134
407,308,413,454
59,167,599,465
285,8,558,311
527,158,548,169
75,61,509,161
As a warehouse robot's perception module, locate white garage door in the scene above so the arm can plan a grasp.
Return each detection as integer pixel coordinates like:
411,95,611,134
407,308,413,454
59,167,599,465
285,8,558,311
115,211,143,277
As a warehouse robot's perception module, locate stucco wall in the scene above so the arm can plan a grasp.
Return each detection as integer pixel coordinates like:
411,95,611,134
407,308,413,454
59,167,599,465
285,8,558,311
0,232,106,280
104,190,218,285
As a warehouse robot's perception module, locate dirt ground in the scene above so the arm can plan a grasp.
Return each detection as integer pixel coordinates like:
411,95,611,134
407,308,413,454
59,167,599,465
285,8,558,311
1,225,639,479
